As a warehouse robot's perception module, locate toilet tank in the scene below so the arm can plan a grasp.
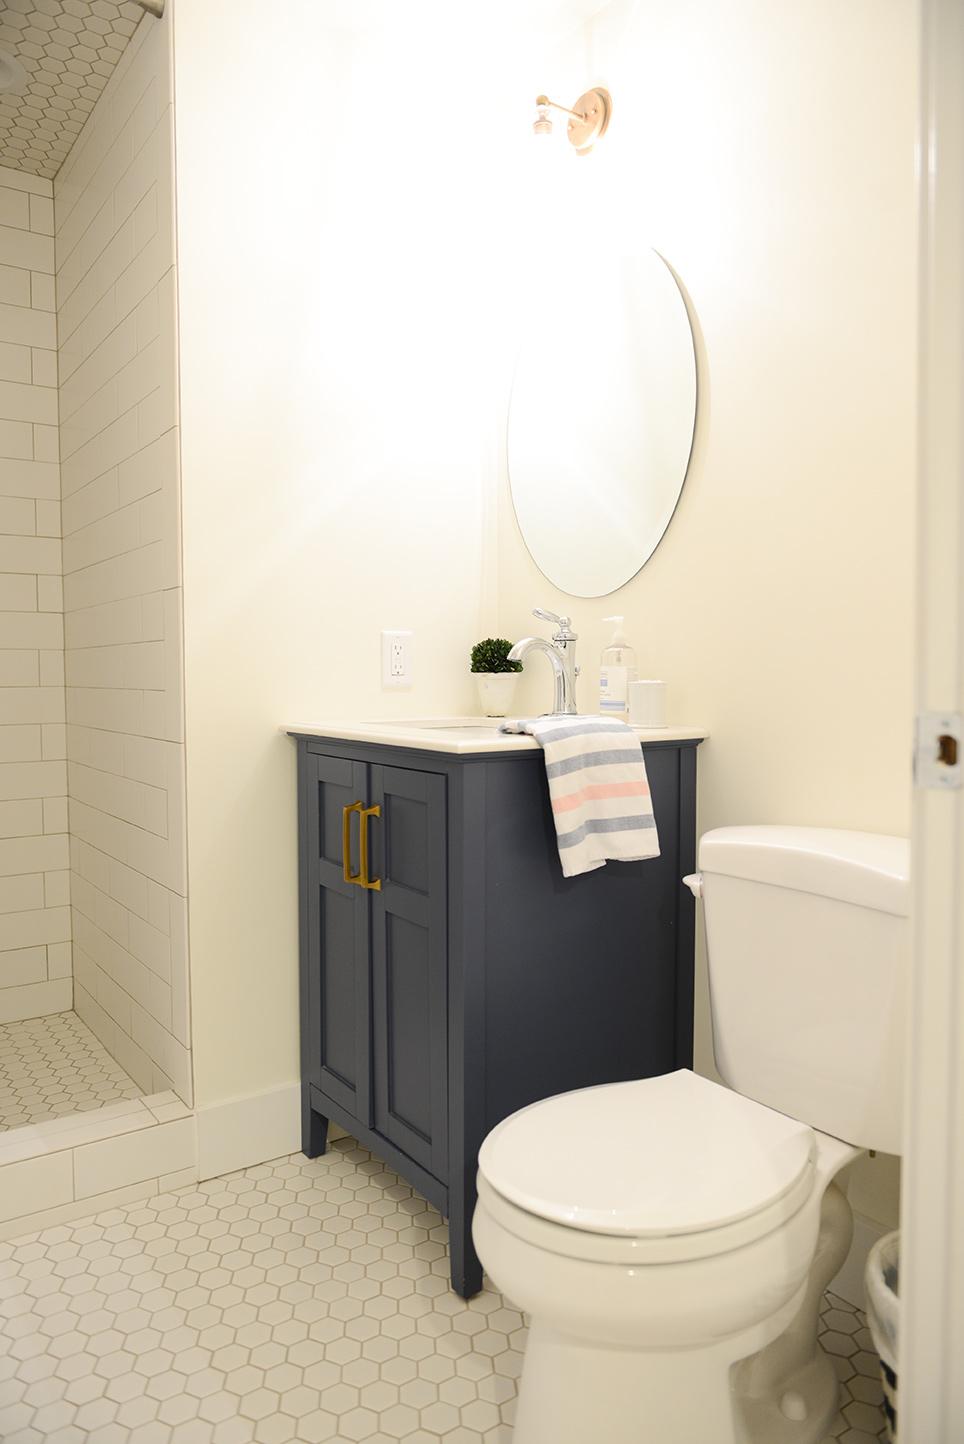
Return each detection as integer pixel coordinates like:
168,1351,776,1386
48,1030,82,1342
699,826,910,1155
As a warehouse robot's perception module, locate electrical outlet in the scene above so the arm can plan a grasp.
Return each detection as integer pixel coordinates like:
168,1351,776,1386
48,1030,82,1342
381,630,413,687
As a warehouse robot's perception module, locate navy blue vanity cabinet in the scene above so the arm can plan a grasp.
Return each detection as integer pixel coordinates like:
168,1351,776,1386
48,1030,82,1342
292,732,701,1298
299,754,448,1180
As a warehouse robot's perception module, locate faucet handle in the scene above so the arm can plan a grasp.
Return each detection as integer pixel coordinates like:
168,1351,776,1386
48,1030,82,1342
533,607,576,639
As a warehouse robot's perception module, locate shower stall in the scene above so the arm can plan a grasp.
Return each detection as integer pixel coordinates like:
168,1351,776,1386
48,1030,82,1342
0,0,192,1221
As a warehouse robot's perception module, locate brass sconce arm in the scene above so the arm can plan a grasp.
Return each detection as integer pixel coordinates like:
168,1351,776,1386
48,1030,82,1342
533,88,612,153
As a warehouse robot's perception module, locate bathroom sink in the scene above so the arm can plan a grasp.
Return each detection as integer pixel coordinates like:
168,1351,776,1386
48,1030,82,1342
417,726,509,739
406,719,509,732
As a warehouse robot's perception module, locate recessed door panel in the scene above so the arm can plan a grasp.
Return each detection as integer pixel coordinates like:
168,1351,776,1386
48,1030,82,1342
320,773,356,870
304,753,371,1124
319,886,358,1091
384,794,430,895
383,913,434,1141
370,766,447,1179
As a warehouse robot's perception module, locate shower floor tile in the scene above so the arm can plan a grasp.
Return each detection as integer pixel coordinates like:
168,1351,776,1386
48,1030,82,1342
0,1136,887,1443
0,1010,142,1132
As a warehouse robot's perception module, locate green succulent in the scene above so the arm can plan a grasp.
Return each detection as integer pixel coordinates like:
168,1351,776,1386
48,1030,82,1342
470,638,522,674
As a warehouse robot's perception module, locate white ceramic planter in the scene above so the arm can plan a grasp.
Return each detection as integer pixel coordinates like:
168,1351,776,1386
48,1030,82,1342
474,673,519,717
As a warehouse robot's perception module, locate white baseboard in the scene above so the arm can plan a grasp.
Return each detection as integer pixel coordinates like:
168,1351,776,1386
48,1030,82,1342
831,1210,890,1310
196,1082,348,1181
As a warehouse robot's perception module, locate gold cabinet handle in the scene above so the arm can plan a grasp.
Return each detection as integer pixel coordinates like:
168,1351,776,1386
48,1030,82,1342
342,801,363,885
359,804,382,891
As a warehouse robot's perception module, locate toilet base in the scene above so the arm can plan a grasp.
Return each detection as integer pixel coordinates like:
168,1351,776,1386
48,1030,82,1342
737,1348,839,1444
512,1291,806,1444
733,1181,854,1444
513,1327,736,1444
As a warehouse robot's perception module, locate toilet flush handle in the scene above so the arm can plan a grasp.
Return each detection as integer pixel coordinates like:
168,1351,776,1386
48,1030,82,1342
682,873,703,899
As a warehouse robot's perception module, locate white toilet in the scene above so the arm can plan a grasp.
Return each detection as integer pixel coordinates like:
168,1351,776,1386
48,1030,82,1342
473,826,909,1444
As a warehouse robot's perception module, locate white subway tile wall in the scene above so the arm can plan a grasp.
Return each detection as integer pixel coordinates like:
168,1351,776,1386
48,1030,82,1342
54,16,190,1104
0,162,69,1027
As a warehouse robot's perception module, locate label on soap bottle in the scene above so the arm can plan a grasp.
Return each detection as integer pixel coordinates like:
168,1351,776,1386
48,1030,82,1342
599,665,631,713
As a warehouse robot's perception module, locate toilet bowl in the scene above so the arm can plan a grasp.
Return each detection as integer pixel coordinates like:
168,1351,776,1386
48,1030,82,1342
473,826,909,1444
474,1070,858,1444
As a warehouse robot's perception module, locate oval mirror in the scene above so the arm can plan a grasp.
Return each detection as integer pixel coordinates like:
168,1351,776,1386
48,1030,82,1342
507,248,697,598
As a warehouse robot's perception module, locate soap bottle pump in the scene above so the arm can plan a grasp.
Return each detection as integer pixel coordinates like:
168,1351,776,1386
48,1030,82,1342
599,616,638,717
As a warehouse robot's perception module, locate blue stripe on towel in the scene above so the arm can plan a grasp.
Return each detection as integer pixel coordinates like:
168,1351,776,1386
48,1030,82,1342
545,748,645,778
557,815,659,848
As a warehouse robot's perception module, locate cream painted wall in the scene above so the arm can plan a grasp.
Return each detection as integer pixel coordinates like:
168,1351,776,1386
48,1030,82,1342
497,0,917,1226
174,0,916,1234
172,5,532,1111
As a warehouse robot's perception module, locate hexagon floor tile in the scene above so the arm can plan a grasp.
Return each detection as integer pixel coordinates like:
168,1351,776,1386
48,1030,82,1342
818,1291,889,1443
0,1137,887,1442
0,1010,142,1132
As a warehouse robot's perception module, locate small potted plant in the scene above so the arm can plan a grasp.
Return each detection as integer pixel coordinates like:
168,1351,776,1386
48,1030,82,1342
470,638,522,717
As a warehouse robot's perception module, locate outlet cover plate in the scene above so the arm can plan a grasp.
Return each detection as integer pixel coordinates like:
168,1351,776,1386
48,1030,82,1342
381,630,413,688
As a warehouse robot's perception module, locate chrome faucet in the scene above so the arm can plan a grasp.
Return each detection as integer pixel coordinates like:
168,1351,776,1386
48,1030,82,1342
508,608,579,715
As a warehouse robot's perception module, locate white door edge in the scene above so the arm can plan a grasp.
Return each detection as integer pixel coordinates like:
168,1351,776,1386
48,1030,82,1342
901,1,964,1438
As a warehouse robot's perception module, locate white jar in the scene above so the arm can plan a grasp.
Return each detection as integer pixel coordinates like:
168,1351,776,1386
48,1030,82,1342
628,679,667,728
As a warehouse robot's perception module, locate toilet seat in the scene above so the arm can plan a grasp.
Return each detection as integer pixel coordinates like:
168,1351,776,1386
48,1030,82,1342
478,1069,816,1257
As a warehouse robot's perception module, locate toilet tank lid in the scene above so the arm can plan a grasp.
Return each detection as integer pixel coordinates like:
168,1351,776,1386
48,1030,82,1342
698,827,910,917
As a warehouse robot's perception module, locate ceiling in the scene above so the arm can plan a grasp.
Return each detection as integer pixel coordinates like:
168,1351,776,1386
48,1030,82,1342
0,0,144,181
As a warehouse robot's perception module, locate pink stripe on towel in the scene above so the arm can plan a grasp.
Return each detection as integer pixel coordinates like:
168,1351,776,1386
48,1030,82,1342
552,779,651,814
500,714,660,876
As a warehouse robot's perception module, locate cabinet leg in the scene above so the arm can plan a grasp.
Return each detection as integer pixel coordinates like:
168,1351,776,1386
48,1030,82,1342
449,1205,484,1299
302,1098,329,1159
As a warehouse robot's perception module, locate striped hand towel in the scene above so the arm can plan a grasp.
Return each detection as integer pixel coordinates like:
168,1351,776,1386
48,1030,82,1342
501,715,660,878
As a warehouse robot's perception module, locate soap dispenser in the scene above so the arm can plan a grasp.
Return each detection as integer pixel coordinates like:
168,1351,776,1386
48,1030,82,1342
599,616,638,716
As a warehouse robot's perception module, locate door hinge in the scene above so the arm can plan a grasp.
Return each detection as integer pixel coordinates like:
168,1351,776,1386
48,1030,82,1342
915,712,963,789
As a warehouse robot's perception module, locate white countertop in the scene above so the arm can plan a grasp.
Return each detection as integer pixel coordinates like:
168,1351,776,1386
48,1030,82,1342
285,717,708,756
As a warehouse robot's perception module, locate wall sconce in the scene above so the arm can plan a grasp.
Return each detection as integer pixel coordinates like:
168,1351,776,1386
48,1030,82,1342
533,89,612,155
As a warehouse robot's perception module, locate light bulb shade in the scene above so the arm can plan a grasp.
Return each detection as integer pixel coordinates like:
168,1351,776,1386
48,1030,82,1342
533,104,552,137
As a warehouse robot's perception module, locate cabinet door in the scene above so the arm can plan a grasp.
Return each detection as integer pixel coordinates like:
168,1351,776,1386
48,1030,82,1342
304,753,371,1125
368,765,448,1180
